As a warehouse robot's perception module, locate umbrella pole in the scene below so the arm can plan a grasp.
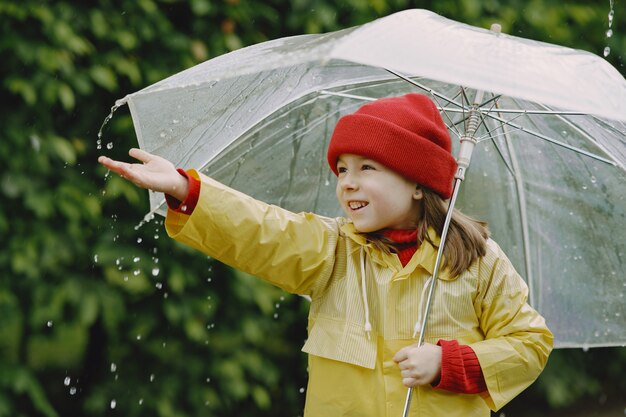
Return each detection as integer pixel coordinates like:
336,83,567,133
401,94,483,417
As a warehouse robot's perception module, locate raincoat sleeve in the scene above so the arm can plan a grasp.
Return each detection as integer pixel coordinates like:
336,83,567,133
470,240,553,411
164,170,339,296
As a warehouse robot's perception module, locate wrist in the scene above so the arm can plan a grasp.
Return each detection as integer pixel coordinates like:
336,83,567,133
169,170,190,201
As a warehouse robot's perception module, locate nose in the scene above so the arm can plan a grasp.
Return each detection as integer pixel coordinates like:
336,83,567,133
338,172,358,191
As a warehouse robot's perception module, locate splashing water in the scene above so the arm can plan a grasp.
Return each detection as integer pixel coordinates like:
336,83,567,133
97,102,122,150
604,0,615,57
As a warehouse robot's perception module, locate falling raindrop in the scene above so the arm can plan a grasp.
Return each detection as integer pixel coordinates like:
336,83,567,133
133,257,140,263
64,377,71,386
69,387,77,395
155,282,162,289
93,254,99,263
110,363,117,372
133,270,140,276
299,387,305,393
106,142,113,150
152,268,160,276
149,374,155,382
47,320,53,327
139,398,144,405
137,334,142,340
110,399,117,409
606,28,613,38
604,46,611,57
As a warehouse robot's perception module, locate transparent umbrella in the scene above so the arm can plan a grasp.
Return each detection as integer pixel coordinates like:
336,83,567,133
113,9,626,355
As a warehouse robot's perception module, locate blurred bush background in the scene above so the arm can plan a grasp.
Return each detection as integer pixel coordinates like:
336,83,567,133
0,0,624,416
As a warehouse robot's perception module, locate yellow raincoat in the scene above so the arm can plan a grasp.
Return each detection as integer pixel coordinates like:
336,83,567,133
165,171,553,417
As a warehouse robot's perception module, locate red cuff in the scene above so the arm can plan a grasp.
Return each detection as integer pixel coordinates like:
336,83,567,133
433,339,487,394
164,169,200,214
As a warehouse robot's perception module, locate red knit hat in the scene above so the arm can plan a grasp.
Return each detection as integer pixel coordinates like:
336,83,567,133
327,93,457,198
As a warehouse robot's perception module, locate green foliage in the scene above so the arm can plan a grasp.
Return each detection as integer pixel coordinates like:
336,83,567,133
0,0,624,416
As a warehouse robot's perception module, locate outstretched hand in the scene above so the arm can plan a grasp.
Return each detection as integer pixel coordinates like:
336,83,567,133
393,343,442,387
98,148,189,201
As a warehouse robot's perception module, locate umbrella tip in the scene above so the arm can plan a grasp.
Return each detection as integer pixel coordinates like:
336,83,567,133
490,23,502,33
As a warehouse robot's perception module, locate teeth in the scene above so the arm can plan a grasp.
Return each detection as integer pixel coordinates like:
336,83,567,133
349,201,368,210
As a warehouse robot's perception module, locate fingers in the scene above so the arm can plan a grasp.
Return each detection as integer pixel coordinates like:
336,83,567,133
393,346,410,363
128,147,154,163
97,155,143,185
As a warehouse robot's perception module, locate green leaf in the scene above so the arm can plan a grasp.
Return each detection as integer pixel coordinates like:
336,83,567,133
58,83,75,110
50,136,76,164
90,65,118,91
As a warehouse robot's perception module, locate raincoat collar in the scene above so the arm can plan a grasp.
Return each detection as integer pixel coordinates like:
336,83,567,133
339,222,454,281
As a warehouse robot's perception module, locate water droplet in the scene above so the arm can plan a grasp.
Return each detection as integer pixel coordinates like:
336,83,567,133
110,363,117,372
69,387,77,395
606,29,613,38
152,268,160,276
96,139,102,150
582,344,589,352
139,398,144,405
273,313,279,319
137,237,143,243
299,387,305,393
64,377,71,386
155,282,162,289
47,320,53,327
149,374,155,382
137,334,142,340
110,399,117,409
93,254,99,263
608,10,614,26
133,257,140,262
133,270,140,276
604,46,611,57
106,142,113,150
590,176,597,184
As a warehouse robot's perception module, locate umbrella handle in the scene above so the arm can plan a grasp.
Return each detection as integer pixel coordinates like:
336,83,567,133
401,177,462,416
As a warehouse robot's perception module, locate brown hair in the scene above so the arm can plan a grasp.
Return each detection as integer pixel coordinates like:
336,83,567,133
363,188,490,277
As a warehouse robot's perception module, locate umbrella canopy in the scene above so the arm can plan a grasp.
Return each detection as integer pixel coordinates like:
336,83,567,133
115,9,626,349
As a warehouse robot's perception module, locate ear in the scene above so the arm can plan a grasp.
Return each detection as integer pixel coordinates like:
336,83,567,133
413,186,423,200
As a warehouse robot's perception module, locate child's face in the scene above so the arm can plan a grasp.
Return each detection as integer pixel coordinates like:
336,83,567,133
335,154,423,232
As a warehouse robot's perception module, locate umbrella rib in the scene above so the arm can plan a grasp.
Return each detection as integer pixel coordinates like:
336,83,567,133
480,112,618,166
318,90,377,102
478,113,516,177
383,68,466,109
535,104,626,170
492,99,535,307
478,108,587,115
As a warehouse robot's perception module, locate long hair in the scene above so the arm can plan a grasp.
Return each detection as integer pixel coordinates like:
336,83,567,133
363,188,490,277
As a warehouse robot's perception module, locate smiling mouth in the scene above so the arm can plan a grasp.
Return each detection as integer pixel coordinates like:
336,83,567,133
348,201,369,210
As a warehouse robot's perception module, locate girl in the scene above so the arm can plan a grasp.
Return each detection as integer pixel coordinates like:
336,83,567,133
98,93,553,416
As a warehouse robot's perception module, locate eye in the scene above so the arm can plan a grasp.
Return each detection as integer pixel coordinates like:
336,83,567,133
362,164,375,171
337,166,347,174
